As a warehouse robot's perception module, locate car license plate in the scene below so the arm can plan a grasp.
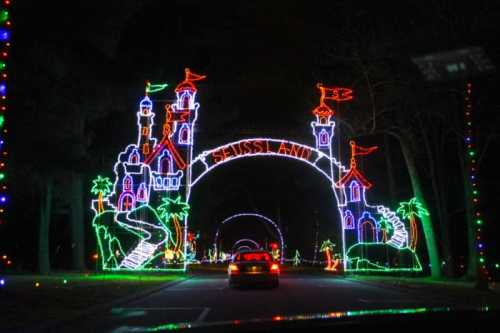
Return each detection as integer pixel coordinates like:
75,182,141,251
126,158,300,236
251,266,261,272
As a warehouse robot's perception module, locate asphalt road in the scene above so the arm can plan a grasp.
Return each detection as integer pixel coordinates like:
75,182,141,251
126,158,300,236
63,273,498,332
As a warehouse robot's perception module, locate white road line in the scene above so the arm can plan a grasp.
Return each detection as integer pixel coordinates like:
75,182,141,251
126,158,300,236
196,307,211,322
112,307,206,311
164,287,226,292
359,299,422,303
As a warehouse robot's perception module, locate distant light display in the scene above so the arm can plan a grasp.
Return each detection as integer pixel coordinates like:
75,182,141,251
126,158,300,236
214,213,285,264
320,239,339,271
292,250,301,266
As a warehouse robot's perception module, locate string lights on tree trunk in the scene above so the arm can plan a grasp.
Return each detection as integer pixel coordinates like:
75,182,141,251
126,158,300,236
464,82,490,285
0,0,11,225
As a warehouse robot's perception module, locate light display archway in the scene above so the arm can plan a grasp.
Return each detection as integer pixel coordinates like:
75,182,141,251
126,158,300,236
90,68,422,273
232,239,261,252
213,213,285,264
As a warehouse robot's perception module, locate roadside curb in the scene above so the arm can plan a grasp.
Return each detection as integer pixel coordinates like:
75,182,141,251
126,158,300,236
37,275,192,333
345,277,415,293
92,275,192,312
346,276,497,294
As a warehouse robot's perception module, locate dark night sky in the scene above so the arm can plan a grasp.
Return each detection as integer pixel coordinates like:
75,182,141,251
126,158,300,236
4,1,500,270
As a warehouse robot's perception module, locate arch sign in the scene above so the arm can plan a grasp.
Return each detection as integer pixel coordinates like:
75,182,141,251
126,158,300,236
90,69,423,273
189,138,343,187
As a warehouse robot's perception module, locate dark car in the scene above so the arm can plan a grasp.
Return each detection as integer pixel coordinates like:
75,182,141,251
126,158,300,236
228,250,279,288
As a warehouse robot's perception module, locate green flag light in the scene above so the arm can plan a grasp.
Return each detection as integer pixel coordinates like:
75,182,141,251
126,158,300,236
0,10,8,23
146,82,168,94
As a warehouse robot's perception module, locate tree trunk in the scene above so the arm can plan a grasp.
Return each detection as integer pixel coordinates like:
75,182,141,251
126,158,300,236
173,216,181,252
313,218,319,264
384,134,397,206
410,217,419,251
70,172,85,271
98,191,103,213
398,134,441,278
418,115,453,276
409,216,415,250
38,177,53,275
325,249,331,269
457,138,477,280
436,130,453,275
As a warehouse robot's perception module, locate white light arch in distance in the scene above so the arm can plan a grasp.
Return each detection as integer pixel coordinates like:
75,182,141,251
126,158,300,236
232,238,261,252
214,213,285,264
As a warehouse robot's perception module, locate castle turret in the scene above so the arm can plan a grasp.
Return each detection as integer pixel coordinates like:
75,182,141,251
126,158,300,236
170,68,206,147
137,96,156,157
311,84,353,155
335,141,377,203
336,140,378,250
311,83,341,158
140,69,206,195
311,102,335,153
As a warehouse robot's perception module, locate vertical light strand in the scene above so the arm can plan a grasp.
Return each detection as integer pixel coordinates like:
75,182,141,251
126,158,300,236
0,0,11,225
465,82,490,282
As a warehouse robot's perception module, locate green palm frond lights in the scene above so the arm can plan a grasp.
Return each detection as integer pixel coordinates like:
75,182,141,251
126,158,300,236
0,10,8,24
0,114,4,128
91,175,113,214
0,62,5,70
91,175,113,196
0,173,4,180
320,239,334,252
157,196,190,220
379,217,393,231
396,197,429,219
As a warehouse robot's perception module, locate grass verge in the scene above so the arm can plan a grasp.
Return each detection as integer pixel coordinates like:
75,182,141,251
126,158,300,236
0,272,185,331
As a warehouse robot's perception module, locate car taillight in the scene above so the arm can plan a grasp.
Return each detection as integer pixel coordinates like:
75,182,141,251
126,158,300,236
270,263,279,272
229,264,239,273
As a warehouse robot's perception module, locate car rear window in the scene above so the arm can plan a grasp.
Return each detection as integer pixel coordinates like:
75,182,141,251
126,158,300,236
235,252,271,262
